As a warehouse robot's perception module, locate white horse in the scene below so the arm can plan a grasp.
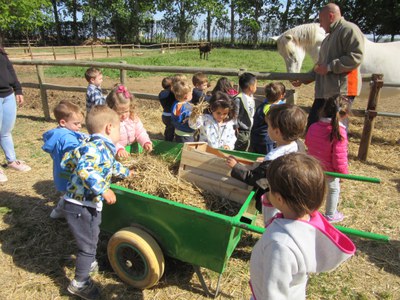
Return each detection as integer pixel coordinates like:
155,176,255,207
273,23,400,97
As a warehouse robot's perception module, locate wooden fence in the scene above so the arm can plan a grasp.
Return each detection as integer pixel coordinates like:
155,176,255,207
6,42,205,61
10,59,398,161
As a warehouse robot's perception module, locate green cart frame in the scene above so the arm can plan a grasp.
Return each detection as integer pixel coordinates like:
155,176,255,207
102,140,261,296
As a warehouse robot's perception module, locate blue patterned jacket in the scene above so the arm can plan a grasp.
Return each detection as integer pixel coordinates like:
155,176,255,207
61,134,129,203
86,84,106,111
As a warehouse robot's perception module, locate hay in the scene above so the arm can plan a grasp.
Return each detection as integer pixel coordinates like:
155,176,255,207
116,153,241,216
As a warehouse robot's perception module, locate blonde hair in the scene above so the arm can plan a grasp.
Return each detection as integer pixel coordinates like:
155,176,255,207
172,79,192,101
53,100,82,123
106,84,137,119
85,67,102,83
192,72,209,86
85,105,119,134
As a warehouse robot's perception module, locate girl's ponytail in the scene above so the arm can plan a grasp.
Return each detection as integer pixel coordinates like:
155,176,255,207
321,95,348,142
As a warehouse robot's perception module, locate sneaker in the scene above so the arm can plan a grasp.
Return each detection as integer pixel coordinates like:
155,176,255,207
0,169,7,183
324,211,344,223
67,279,100,300
7,160,31,172
89,260,99,274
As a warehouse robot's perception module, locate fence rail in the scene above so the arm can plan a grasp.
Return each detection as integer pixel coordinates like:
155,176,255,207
6,42,206,61
11,59,399,161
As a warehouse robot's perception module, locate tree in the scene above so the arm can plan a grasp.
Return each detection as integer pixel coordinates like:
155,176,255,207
157,0,202,43
0,0,51,45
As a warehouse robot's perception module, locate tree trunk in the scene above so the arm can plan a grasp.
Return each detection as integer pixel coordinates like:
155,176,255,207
179,2,186,43
207,10,212,42
281,0,291,32
230,0,235,46
132,0,141,44
72,0,79,43
51,0,62,45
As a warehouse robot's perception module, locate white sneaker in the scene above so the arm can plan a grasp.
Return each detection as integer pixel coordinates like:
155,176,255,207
0,168,7,183
8,160,31,172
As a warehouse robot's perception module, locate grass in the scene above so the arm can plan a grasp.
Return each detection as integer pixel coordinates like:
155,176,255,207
42,48,315,81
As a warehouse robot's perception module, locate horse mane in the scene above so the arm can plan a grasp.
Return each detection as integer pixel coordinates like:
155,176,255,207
278,23,323,47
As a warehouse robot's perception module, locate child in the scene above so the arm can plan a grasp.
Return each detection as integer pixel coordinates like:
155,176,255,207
227,104,307,222
158,76,175,141
189,91,237,150
61,105,132,299
305,95,349,223
191,72,211,105
233,72,257,151
171,78,195,143
106,84,152,158
42,100,86,218
85,67,106,112
250,82,286,155
211,77,238,97
249,152,356,300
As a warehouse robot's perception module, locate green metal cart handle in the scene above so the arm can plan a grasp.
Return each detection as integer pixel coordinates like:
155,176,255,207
324,171,381,183
231,220,390,242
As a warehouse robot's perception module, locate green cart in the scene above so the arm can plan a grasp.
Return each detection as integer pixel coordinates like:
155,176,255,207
102,140,261,296
101,140,388,296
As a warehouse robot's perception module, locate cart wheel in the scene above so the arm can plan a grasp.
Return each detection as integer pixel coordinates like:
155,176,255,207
107,227,165,289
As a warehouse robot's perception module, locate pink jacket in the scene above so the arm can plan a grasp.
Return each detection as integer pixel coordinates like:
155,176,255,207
305,119,348,174
116,117,151,152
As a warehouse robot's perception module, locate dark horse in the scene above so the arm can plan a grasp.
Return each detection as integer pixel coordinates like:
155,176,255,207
199,43,212,60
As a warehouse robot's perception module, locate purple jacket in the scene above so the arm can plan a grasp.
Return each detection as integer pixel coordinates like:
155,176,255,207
305,119,348,174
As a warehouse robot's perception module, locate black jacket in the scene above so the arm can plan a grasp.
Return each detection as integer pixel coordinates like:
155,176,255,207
0,50,22,98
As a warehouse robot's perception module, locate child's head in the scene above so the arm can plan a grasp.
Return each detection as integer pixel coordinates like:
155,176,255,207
212,77,234,94
85,67,103,87
53,100,83,132
265,82,286,103
172,79,192,102
266,152,326,218
106,84,135,122
192,72,209,91
208,91,237,123
86,105,120,144
162,77,173,90
320,95,349,141
266,104,307,142
239,72,257,95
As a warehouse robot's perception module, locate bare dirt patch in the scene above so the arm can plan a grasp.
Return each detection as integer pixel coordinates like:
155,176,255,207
0,73,399,299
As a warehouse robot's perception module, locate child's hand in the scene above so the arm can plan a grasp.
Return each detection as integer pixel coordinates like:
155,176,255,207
143,142,153,152
117,149,130,158
129,170,134,177
223,145,230,150
256,156,264,162
103,189,117,205
226,155,238,168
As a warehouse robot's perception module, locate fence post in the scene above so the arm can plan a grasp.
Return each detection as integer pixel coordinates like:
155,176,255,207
120,44,123,57
91,45,94,59
357,74,383,161
120,61,127,85
106,45,109,57
28,45,33,60
36,65,51,120
73,46,77,60
52,47,56,60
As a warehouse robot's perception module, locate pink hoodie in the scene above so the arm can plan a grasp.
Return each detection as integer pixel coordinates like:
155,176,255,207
116,117,151,152
305,119,348,174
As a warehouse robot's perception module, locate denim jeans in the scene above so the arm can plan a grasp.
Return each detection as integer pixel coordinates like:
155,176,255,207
162,115,175,142
325,177,341,217
63,201,101,282
0,93,17,162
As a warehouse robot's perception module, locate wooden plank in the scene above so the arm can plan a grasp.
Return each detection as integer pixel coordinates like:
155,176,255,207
180,170,251,204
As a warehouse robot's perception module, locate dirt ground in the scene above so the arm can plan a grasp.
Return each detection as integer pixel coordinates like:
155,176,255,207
0,68,399,299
